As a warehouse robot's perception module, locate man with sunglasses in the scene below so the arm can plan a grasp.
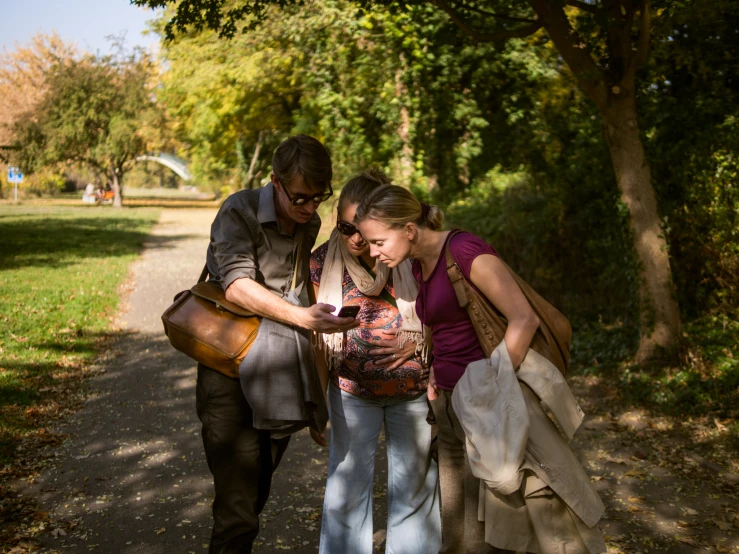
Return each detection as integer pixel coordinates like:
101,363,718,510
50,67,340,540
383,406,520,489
197,134,358,554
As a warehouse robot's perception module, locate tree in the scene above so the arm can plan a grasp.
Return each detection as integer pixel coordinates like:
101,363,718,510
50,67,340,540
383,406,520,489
0,33,79,161
639,1,739,318
154,18,303,190
11,48,158,207
135,0,685,362
153,2,440,190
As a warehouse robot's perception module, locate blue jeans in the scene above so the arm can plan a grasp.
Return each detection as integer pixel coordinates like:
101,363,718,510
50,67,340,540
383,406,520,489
319,384,441,554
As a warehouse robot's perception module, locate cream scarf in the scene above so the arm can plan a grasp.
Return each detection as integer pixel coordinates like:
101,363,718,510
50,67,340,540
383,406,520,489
317,228,430,370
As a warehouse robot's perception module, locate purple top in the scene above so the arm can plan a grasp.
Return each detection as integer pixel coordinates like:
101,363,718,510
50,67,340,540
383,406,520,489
413,232,498,390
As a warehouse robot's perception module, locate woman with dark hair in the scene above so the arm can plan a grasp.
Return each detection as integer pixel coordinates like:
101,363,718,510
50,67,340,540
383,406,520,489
354,185,606,554
310,170,440,554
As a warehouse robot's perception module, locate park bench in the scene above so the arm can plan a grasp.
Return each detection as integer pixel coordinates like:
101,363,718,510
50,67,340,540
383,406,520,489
96,190,115,204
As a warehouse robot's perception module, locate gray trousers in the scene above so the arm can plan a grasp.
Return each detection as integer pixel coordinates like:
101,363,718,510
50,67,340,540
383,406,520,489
196,364,290,554
430,390,514,554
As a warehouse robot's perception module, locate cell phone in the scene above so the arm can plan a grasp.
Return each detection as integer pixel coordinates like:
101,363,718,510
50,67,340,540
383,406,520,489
337,305,360,318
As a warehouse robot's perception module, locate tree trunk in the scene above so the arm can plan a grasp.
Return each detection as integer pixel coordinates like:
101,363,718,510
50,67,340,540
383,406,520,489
600,90,681,362
111,168,123,209
243,130,264,189
390,65,414,185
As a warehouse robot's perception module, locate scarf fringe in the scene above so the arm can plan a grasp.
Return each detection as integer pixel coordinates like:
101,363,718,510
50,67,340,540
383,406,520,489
396,330,431,365
314,331,345,372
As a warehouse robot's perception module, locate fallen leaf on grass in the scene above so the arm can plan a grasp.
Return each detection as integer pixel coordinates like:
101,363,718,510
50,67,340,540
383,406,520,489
713,519,731,531
721,472,739,486
676,535,700,547
624,468,646,479
605,457,628,465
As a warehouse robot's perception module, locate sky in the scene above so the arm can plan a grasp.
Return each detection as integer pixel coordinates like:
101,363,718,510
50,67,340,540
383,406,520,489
0,0,161,55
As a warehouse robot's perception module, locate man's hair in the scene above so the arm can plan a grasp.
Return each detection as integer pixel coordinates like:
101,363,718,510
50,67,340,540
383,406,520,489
272,135,332,191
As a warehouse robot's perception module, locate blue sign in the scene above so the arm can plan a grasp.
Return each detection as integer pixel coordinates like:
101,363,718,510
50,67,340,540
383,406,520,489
8,167,23,183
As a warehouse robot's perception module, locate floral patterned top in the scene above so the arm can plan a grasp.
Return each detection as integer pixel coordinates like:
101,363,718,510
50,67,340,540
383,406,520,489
310,241,429,400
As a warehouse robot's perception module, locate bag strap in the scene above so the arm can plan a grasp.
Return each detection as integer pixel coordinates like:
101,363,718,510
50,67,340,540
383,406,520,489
444,229,469,309
291,237,303,291
444,229,572,374
198,264,209,283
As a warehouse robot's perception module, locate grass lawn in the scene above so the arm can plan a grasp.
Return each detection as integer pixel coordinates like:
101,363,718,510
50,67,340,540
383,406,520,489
0,205,160,465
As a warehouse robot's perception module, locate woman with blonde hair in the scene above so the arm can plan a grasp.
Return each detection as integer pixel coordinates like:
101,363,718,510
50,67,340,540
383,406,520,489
354,185,606,554
310,170,440,554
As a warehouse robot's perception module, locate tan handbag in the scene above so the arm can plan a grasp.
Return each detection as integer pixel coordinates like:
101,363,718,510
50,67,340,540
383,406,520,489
161,244,303,379
445,230,572,375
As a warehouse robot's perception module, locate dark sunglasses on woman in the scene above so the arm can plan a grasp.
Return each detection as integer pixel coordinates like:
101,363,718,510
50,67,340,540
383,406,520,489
336,220,360,236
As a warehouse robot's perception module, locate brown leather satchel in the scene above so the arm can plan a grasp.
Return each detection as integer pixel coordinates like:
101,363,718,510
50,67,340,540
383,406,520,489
162,241,304,378
445,230,572,375
161,275,261,379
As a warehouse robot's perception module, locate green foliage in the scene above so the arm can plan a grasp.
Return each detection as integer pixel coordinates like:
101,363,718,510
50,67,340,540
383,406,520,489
125,161,182,190
0,168,66,199
0,206,159,464
156,15,299,190
155,1,564,193
641,1,739,316
156,1,445,189
606,313,739,416
11,48,160,203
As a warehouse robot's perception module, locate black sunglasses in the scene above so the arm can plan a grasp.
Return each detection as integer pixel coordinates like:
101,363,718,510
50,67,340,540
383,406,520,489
281,184,333,206
337,220,359,236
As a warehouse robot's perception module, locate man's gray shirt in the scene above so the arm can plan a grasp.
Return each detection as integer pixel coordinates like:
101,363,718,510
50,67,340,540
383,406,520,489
204,183,327,434
205,183,321,306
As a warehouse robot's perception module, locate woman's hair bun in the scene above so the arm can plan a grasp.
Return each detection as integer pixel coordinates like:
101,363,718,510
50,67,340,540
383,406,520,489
424,205,444,230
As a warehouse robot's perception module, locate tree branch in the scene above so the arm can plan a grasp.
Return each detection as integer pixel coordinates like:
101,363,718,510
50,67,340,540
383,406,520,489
602,0,629,82
431,0,542,42
76,154,106,175
564,1,599,15
633,0,651,70
526,0,608,109
603,0,624,25
453,1,538,23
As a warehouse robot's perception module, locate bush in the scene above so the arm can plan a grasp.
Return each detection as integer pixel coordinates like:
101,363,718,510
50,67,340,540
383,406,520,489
443,164,638,327
0,168,67,198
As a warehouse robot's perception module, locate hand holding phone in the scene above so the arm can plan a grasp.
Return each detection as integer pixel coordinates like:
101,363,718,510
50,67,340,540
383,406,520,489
337,305,360,319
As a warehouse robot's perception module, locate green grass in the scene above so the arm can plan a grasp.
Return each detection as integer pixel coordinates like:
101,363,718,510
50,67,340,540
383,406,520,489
57,187,216,200
621,314,739,414
0,206,160,464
